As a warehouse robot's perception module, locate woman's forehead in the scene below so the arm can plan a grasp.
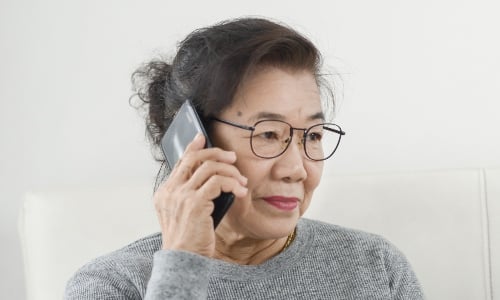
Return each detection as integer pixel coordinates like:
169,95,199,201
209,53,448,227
225,68,322,121
245,111,325,123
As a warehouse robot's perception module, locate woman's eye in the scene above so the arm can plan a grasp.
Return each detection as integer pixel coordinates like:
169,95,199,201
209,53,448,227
258,131,279,140
307,132,323,142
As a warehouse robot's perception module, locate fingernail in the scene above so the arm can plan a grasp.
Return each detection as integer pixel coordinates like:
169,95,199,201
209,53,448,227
193,133,205,144
239,186,248,196
229,151,237,160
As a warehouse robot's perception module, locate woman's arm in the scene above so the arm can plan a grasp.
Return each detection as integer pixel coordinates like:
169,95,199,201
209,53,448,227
145,250,212,300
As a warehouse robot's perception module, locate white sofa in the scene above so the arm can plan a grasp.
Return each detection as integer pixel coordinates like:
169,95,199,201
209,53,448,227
19,168,500,299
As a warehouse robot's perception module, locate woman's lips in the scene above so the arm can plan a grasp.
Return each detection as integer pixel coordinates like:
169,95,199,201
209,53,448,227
262,196,299,211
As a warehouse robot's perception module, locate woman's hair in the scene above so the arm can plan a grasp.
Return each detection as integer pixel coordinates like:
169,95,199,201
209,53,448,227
131,17,333,161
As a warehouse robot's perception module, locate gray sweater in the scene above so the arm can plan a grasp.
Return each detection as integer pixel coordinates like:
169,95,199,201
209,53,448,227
65,218,424,299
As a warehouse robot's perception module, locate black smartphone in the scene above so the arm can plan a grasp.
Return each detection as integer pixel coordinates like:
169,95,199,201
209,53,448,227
160,100,234,228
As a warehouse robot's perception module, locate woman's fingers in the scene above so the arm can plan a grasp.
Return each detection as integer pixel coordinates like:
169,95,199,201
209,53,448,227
168,133,206,179
186,160,247,189
153,133,248,256
196,175,248,199
169,135,238,184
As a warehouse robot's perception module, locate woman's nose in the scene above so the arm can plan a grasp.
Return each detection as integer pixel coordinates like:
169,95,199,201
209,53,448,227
274,136,308,182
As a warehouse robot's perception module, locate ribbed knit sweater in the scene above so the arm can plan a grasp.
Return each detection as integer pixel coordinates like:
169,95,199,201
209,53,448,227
65,218,424,299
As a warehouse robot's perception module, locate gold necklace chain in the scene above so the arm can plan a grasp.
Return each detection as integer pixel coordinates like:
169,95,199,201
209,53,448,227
280,227,297,253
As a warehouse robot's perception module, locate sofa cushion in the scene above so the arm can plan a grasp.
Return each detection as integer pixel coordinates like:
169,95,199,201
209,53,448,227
304,169,491,300
19,183,158,300
19,169,497,300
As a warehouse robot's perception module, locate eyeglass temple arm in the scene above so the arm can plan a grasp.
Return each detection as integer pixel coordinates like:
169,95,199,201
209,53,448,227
323,126,346,136
211,117,255,131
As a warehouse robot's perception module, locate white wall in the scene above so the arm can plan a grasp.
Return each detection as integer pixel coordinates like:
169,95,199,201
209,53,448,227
1,0,499,298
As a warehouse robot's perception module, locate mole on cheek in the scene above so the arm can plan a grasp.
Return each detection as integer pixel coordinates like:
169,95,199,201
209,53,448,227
237,111,242,117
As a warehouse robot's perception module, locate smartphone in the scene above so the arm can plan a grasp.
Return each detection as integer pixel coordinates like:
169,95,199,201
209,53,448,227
160,100,234,228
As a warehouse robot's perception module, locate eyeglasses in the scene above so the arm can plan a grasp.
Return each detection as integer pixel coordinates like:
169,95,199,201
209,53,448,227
211,118,345,161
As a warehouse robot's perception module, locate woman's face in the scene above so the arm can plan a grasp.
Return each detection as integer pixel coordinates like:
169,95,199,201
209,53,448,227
211,67,324,239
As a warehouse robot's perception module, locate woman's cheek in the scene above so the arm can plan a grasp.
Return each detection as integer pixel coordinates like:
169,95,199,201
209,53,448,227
300,163,323,215
299,195,312,216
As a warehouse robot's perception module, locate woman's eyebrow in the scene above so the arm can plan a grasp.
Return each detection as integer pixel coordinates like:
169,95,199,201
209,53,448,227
251,112,285,121
249,111,325,122
310,112,325,121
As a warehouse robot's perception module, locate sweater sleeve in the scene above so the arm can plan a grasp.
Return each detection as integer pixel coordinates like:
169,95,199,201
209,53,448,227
382,241,425,300
64,249,211,300
144,250,212,300
64,259,142,300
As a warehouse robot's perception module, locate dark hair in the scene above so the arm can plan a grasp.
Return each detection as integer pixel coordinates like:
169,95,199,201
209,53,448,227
131,17,333,161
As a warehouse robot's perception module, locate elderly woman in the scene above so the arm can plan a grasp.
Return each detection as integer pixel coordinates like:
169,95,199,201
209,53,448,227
65,17,424,299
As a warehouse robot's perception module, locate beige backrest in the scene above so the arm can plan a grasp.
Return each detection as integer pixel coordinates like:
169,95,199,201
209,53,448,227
19,168,499,300
18,184,158,300
305,168,497,300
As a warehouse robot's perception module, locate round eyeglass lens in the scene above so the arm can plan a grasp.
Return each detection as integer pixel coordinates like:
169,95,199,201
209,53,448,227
304,123,342,160
250,120,291,158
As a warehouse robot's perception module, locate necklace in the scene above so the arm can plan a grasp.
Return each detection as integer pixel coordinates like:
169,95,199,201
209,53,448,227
280,227,297,253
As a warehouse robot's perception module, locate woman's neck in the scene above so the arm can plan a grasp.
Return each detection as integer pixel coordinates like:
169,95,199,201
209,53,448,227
213,233,289,265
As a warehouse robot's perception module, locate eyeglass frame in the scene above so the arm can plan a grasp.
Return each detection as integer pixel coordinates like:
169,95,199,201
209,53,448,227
210,117,346,161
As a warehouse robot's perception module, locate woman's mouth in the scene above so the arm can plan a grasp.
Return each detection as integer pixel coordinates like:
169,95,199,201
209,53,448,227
262,196,299,211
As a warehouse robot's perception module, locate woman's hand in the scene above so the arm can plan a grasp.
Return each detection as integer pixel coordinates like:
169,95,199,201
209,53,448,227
153,134,248,257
